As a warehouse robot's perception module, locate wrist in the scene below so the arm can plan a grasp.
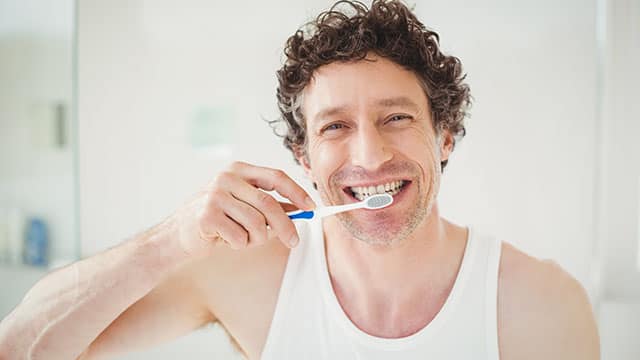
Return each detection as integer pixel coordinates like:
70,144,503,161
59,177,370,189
131,215,191,277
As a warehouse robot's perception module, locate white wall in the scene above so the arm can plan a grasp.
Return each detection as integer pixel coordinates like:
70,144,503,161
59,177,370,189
599,0,640,301
77,0,331,256
597,0,640,358
416,0,598,295
78,0,599,287
77,0,607,358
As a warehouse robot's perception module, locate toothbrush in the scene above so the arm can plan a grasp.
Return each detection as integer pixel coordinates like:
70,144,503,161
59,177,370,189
287,193,394,220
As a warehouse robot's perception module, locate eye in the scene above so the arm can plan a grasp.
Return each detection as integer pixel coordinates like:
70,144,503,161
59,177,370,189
321,122,346,133
386,114,412,123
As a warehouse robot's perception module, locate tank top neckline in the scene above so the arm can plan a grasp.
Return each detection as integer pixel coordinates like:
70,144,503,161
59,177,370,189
312,221,476,350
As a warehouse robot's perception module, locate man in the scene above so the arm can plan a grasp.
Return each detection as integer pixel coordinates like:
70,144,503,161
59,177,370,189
0,1,599,359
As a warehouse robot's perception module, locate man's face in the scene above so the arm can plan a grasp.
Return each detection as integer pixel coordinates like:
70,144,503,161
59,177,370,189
298,54,451,246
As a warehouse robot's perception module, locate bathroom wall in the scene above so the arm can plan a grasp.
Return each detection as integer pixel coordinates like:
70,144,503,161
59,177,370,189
78,0,599,291
596,0,640,358
598,0,640,302
76,0,621,358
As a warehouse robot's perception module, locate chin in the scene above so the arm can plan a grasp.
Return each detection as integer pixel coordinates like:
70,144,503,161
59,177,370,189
337,206,428,247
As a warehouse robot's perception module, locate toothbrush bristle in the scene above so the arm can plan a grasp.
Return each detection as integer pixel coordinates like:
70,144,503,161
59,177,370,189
364,194,393,209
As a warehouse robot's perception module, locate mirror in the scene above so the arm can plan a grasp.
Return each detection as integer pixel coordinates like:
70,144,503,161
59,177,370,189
0,0,78,317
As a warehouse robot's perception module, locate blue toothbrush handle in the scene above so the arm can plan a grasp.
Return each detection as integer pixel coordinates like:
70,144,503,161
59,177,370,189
287,210,315,220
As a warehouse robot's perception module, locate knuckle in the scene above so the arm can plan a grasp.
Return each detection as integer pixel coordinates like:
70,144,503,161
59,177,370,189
212,171,231,187
228,161,246,172
272,169,286,181
196,205,224,239
206,189,227,208
198,217,218,239
257,192,276,208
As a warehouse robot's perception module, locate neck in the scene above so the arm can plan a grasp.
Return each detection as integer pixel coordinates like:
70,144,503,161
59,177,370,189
322,203,468,337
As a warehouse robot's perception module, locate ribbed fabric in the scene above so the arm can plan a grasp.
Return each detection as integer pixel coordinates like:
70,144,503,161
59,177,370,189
261,220,502,359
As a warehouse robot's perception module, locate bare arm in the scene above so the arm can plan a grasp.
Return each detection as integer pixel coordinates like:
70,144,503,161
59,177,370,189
0,162,314,360
0,214,192,360
77,253,215,359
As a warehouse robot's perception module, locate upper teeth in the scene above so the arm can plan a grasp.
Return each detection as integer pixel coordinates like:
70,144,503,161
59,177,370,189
349,180,405,201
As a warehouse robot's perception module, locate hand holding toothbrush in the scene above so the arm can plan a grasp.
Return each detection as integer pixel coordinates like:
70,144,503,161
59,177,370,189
187,161,393,257
189,161,316,254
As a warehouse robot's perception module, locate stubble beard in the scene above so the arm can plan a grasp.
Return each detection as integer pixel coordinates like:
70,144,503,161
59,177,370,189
319,159,441,247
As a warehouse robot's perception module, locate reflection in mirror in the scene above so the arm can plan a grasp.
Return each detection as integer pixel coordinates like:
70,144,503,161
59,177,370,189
0,0,77,318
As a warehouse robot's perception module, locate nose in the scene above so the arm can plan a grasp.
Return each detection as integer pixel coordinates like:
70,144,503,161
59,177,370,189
350,121,393,171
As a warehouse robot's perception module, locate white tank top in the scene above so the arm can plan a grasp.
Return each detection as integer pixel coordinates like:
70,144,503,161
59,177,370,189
261,220,502,359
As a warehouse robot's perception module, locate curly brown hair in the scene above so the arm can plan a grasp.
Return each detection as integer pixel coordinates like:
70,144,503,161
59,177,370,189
271,0,471,171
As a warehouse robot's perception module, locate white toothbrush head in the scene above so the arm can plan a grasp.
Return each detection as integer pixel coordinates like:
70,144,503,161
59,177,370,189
291,193,394,220
363,193,394,210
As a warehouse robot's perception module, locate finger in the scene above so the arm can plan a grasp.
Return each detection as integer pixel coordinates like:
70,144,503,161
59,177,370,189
199,202,248,250
222,177,300,248
218,216,248,250
218,192,269,247
279,202,300,213
229,161,316,211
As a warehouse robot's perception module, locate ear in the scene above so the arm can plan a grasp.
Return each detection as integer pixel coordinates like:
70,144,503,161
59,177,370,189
294,146,313,179
439,130,455,163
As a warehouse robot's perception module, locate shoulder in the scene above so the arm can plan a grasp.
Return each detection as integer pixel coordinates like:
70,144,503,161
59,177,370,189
180,234,292,358
497,242,600,360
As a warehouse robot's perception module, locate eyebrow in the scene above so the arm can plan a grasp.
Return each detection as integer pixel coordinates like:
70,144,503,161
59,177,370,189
376,96,421,111
312,96,421,124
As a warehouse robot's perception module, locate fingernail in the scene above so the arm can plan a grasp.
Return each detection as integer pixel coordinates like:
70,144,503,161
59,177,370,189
289,233,299,247
304,196,316,210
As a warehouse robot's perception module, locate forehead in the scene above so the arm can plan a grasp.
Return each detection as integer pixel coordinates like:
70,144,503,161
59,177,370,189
301,55,430,122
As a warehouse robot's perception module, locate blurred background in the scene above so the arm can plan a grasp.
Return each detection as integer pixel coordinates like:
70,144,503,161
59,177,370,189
0,0,638,358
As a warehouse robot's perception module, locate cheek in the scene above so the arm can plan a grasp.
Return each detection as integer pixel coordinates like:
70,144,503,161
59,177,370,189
389,130,439,160
308,138,349,184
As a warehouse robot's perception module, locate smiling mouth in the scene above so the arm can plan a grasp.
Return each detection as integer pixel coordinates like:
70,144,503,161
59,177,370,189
343,180,410,201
